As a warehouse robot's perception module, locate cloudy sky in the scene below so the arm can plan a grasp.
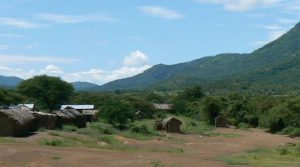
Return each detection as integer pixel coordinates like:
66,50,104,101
0,0,299,85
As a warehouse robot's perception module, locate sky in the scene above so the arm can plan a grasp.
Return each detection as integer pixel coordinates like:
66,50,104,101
0,0,300,85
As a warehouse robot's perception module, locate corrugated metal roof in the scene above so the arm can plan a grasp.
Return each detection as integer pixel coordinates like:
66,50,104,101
153,103,173,110
61,105,94,110
18,104,35,109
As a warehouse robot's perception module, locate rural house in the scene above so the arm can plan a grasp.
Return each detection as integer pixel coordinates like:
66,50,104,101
153,103,173,111
215,115,228,127
32,112,57,130
17,104,35,111
61,105,99,122
0,109,36,136
162,117,182,133
53,108,87,128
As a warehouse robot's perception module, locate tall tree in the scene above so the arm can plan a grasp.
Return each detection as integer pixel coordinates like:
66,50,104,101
18,75,74,112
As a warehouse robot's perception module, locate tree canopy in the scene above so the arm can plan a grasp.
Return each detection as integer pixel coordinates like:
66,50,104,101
17,75,74,112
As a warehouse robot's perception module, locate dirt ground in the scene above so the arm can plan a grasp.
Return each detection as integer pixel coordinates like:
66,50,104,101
0,128,297,167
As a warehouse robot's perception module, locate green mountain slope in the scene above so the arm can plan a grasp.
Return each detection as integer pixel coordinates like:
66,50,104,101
0,75,23,88
99,22,300,94
71,82,100,91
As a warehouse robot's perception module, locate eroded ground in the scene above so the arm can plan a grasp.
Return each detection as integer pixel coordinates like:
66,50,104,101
0,128,297,167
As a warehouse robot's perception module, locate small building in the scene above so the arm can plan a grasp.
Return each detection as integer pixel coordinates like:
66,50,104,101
153,103,173,111
215,115,228,128
31,112,57,130
61,105,94,112
162,117,182,133
82,110,99,122
0,109,36,136
17,104,35,111
53,109,87,128
61,105,98,122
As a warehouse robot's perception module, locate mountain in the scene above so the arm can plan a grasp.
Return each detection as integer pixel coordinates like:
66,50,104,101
0,75,99,92
99,22,300,94
71,82,100,91
0,75,23,88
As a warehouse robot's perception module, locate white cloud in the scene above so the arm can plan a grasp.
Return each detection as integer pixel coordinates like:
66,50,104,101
0,17,41,29
124,50,149,67
0,51,152,85
0,54,80,65
195,0,281,12
251,30,286,47
262,25,284,30
138,6,184,19
35,13,117,24
40,65,64,75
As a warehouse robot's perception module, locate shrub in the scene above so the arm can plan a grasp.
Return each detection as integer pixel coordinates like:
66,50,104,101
62,125,78,132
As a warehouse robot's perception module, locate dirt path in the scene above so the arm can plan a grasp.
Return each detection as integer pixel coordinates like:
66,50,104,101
0,128,297,167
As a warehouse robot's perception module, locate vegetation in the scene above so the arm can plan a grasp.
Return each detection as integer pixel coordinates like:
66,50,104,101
17,75,74,112
218,143,300,167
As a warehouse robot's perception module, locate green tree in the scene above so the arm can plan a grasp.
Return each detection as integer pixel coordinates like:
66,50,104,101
181,86,205,101
99,99,135,129
202,97,225,125
17,75,74,112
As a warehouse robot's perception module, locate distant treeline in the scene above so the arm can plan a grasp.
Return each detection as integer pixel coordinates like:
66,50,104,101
1,75,299,136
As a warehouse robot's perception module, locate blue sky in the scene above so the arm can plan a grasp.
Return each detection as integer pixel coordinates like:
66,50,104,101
0,0,299,85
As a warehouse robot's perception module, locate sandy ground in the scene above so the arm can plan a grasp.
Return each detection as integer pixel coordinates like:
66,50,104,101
0,128,297,167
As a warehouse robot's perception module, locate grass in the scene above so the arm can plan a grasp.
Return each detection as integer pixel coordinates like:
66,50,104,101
218,143,300,167
151,160,183,167
45,130,184,154
62,125,78,132
0,137,16,144
52,156,62,160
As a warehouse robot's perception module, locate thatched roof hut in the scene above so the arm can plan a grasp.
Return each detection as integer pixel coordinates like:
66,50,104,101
162,117,182,133
82,110,99,122
53,109,86,128
0,109,36,136
31,112,57,130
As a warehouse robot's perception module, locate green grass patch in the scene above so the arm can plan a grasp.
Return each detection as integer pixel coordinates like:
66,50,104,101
0,137,16,144
151,160,183,167
218,143,300,167
62,125,78,132
52,156,62,160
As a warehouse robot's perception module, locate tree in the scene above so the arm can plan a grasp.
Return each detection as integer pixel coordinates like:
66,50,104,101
99,98,135,129
202,97,225,125
181,86,205,101
17,75,74,112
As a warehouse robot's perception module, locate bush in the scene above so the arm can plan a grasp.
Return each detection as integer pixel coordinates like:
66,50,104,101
62,125,78,132
129,124,153,135
281,127,300,137
99,99,135,129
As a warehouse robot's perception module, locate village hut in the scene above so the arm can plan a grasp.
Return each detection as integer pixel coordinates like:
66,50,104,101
154,120,164,131
162,117,182,133
53,109,86,128
17,104,35,111
82,110,99,122
153,103,173,111
0,109,36,136
215,115,228,127
31,112,57,130
61,105,94,112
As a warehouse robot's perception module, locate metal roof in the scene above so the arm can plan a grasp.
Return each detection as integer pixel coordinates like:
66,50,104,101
18,104,35,109
61,105,94,110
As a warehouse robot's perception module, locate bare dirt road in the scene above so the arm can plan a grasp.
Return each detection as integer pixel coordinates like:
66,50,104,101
0,128,297,167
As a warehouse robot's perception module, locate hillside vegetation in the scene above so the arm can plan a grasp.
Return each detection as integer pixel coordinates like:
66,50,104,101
99,22,300,94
